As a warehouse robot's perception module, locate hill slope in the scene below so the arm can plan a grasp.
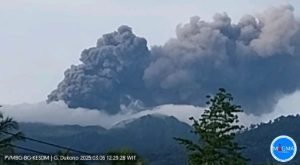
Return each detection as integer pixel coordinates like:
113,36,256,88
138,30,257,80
18,115,194,165
16,115,300,164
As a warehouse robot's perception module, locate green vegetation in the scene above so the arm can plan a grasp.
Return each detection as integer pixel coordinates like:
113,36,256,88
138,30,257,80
0,110,24,165
2,92,298,164
175,88,248,165
0,112,24,154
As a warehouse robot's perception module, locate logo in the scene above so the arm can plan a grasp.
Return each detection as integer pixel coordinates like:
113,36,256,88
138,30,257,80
270,135,297,162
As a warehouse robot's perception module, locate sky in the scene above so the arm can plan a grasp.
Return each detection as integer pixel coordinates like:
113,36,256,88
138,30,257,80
1,0,300,104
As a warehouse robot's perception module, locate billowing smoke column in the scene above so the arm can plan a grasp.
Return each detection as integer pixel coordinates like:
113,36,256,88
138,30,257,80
47,26,150,114
48,5,300,115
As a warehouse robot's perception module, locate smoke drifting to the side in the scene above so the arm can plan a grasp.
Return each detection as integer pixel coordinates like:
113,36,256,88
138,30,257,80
144,5,300,115
48,5,300,115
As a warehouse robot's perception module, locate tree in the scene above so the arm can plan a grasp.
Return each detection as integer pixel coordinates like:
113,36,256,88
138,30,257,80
0,112,24,154
0,106,24,165
174,88,248,165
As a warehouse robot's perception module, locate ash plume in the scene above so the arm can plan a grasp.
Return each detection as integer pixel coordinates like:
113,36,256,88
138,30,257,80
47,26,150,114
48,5,300,115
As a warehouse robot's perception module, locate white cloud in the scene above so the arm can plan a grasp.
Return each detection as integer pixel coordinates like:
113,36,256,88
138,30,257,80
0,102,203,129
1,90,300,129
239,90,300,126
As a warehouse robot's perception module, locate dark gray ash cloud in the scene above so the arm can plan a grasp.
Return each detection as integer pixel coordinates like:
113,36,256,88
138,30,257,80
47,26,150,114
48,5,300,115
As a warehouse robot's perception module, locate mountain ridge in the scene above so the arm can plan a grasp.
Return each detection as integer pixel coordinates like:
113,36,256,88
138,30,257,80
15,114,300,165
